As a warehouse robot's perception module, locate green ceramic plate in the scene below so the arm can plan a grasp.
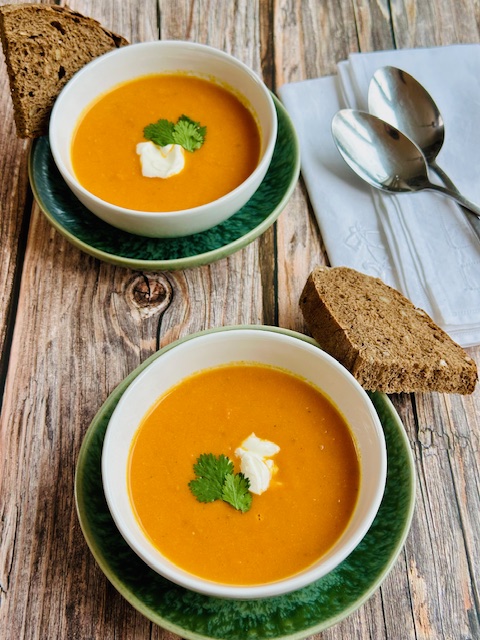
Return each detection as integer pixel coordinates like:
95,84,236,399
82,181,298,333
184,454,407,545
28,96,299,271
75,326,415,640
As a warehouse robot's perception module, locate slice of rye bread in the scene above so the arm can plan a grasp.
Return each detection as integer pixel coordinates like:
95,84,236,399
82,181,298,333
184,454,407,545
0,3,129,138
300,266,478,394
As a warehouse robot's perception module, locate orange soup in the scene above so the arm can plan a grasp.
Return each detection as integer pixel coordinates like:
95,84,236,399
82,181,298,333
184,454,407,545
71,74,261,211
128,364,360,586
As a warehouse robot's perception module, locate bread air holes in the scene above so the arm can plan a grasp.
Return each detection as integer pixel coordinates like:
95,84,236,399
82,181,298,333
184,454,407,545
50,20,66,35
58,66,66,80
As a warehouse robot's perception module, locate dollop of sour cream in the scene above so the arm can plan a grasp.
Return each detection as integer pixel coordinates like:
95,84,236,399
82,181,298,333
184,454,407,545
235,433,280,495
136,141,185,178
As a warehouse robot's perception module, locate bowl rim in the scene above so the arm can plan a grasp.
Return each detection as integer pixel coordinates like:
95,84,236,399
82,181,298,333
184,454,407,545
49,39,278,221
101,326,387,599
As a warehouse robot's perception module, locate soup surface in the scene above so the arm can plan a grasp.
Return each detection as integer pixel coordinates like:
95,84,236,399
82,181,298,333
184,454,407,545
128,363,360,585
71,74,261,212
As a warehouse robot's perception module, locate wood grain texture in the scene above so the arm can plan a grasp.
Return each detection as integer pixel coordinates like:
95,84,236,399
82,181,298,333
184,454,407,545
0,0,479,639
0,45,31,408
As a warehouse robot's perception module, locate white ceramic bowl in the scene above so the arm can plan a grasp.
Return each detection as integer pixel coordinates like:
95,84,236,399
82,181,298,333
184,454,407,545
49,41,277,238
101,327,387,599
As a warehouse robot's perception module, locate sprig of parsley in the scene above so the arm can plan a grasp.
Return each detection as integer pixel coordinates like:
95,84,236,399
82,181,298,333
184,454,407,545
222,472,252,513
143,114,207,152
189,453,252,513
189,453,233,502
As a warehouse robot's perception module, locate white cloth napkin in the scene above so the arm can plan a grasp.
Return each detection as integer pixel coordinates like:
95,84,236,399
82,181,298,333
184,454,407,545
278,45,480,347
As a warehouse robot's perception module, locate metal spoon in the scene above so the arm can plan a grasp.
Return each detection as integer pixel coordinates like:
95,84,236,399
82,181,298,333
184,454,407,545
331,109,480,221
368,66,453,183
368,66,480,237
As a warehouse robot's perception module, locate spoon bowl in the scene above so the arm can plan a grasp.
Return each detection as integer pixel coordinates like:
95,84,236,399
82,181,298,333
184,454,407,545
331,109,480,219
367,65,480,239
368,66,444,165
332,109,432,193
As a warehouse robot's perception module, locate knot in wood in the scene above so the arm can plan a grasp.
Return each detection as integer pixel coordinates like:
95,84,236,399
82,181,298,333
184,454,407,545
128,274,173,316
133,279,165,307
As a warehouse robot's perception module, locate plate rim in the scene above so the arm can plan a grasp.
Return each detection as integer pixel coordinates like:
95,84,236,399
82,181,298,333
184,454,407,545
29,95,300,271
74,325,416,640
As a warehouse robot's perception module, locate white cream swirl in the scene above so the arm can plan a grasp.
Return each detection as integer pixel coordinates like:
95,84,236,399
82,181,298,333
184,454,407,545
235,433,280,495
136,141,185,178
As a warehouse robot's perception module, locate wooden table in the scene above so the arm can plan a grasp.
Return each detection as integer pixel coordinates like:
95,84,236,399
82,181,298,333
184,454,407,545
1,1,479,638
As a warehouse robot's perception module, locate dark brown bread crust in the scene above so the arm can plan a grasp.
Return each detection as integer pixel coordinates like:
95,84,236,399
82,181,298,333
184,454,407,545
300,266,478,394
0,3,129,138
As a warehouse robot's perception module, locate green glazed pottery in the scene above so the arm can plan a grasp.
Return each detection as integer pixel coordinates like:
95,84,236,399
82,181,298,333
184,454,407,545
29,96,300,271
75,326,415,640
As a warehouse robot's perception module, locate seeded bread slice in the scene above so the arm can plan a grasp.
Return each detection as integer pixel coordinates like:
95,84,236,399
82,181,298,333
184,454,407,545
300,266,478,394
0,3,129,138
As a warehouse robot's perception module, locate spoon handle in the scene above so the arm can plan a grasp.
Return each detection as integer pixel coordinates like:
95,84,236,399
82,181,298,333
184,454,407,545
430,160,460,194
429,160,480,239
427,181,480,241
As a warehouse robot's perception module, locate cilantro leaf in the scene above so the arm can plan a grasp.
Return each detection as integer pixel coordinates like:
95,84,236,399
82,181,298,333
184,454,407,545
143,114,206,152
222,472,252,513
143,119,175,146
189,452,253,512
172,115,207,152
189,453,234,503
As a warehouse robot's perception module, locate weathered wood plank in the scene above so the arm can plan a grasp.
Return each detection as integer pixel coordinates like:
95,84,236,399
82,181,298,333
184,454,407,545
390,0,480,47
0,0,32,407
273,0,342,335
408,387,480,640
